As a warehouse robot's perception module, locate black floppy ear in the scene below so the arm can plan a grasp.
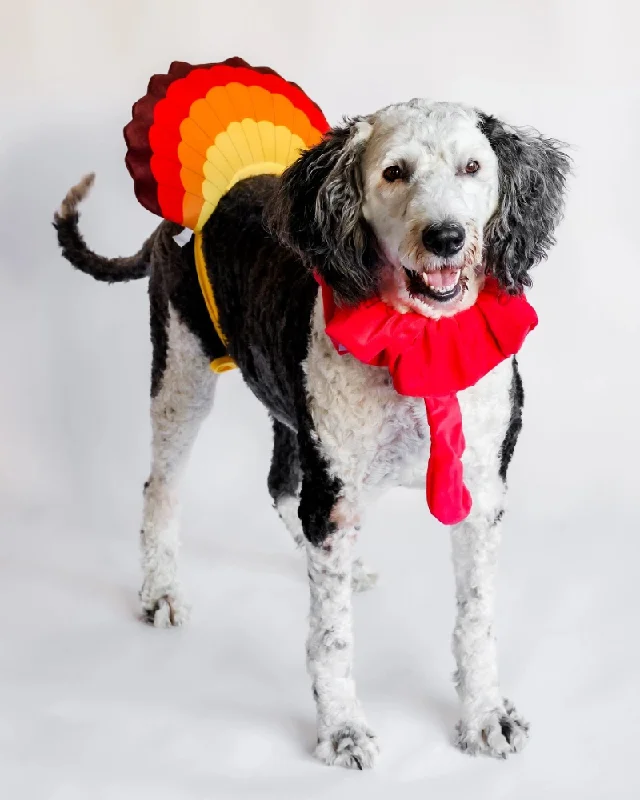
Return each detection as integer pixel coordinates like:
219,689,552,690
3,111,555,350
268,118,378,303
478,112,571,293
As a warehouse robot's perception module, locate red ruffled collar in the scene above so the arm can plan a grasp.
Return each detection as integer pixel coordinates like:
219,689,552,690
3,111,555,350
317,276,538,525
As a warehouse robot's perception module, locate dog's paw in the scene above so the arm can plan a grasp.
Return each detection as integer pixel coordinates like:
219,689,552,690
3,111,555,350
140,587,190,628
455,699,530,758
315,724,380,769
351,558,379,593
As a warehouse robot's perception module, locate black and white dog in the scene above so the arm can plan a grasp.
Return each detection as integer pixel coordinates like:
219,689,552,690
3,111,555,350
55,99,569,768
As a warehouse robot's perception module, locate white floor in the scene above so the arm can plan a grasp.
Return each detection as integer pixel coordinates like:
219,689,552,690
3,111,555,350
2,360,638,799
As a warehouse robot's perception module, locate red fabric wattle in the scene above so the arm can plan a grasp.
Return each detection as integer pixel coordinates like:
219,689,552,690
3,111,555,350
424,395,472,525
317,276,538,525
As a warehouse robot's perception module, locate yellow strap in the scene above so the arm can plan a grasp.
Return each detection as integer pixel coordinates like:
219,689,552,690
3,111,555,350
193,231,237,374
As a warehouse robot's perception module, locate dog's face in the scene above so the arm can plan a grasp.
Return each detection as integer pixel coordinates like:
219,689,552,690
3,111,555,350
271,100,569,316
360,102,500,316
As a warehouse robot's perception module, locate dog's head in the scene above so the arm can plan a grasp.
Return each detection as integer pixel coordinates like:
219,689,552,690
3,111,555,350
270,100,570,316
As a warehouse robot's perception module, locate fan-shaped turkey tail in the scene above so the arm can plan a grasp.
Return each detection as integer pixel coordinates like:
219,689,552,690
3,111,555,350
123,57,330,232
54,174,154,283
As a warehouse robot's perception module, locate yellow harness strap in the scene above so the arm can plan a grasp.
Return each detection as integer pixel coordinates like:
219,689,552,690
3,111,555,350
193,231,237,374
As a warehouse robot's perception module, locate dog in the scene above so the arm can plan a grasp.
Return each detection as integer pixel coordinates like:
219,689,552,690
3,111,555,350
54,98,569,768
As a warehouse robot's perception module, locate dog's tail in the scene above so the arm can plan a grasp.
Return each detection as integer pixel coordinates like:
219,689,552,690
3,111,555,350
53,173,154,283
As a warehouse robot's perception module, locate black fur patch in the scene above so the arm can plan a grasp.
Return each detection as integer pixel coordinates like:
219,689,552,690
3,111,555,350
267,419,300,501
147,228,228,397
296,402,343,547
202,175,343,545
499,357,524,482
163,235,229,364
477,113,570,294
54,212,151,282
148,270,168,398
267,122,380,304
202,175,318,426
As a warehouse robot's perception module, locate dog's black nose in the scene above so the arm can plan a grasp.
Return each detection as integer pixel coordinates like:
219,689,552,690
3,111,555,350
422,222,465,257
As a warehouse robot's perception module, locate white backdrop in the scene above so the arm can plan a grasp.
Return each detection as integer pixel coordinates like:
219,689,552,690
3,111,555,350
1,1,639,797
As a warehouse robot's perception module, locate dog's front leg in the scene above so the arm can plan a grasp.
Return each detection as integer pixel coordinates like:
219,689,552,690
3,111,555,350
450,494,530,757
450,360,530,757
297,446,378,770
305,526,379,769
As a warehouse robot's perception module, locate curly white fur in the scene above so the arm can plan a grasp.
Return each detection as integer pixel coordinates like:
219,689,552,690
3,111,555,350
306,528,379,769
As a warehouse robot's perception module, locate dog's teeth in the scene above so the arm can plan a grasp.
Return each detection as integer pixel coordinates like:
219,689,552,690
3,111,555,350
421,268,461,293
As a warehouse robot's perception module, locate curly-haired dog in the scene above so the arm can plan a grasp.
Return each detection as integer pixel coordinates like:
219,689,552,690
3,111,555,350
54,99,569,768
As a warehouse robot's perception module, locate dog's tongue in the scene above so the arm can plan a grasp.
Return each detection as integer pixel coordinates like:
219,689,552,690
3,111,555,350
423,268,461,290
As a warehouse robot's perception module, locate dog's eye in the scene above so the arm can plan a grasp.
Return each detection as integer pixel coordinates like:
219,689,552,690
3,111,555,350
382,165,404,183
465,159,480,175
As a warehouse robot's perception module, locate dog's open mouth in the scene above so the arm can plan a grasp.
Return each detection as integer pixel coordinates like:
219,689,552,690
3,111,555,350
404,267,462,303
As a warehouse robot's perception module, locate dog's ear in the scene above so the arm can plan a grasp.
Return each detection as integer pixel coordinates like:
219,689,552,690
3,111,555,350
268,118,378,303
477,112,571,293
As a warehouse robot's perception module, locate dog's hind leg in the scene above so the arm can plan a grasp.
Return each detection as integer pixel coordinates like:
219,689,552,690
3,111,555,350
350,554,379,593
139,304,217,627
268,419,377,592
